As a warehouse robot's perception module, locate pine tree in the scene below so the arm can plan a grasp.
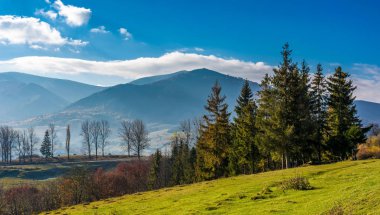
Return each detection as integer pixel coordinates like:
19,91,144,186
326,66,364,160
255,44,315,169
196,81,231,180
310,64,328,162
270,43,299,169
294,61,313,164
229,80,258,175
40,130,52,160
148,149,162,189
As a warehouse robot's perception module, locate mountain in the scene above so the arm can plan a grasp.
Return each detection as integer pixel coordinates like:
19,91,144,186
67,68,260,124
0,80,68,121
355,100,380,125
129,71,187,85
0,72,104,121
0,72,104,103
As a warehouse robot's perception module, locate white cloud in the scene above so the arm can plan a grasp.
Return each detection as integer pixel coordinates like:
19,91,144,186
119,28,132,40
0,15,87,48
35,9,58,21
350,64,380,103
0,52,272,84
52,0,91,27
29,44,47,50
194,47,205,52
90,26,109,34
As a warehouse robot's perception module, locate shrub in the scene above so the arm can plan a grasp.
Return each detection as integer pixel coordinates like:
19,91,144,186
357,144,380,160
280,175,312,191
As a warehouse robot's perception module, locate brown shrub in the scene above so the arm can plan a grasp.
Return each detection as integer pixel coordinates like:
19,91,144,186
357,144,380,160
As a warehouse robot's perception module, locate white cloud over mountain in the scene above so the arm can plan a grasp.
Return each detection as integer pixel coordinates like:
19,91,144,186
351,64,380,103
0,15,87,48
0,52,272,84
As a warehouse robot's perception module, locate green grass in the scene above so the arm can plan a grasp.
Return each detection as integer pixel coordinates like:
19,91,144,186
47,160,380,215
0,160,126,188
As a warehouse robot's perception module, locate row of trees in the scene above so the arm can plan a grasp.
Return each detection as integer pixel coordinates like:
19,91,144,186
80,120,111,160
80,119,150,160
194,43,369,180
148,44,369,185
0,118,151,163
0,126,39,164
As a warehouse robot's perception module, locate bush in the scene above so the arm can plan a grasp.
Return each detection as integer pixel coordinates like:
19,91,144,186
357,144,380,160
280,175,312,191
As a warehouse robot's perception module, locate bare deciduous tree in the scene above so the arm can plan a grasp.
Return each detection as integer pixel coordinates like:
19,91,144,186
66,125,71,160
131,119,149,159
119,120,133,156
27,127,38,162
99,120,111,157
0,126,17,163
81,120,92,159
49,123,57,158
90,121,101,160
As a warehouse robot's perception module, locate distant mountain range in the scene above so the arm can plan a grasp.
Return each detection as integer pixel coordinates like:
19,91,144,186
1,69,379,126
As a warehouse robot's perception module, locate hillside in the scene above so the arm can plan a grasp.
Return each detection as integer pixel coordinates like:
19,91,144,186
0,80,68,121
49,160,380,214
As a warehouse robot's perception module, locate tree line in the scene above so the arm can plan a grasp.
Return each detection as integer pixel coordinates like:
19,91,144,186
0,118,151,164
148,43,369,185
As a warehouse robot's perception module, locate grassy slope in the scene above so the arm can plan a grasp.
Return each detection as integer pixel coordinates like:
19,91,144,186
48,160,380,215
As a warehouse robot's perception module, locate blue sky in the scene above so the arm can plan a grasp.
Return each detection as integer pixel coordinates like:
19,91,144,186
0,0,379,101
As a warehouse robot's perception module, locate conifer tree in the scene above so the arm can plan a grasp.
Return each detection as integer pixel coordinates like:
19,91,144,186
294,61,313,164
310,64,328,162
326,66,365,159
256,44,315,169
255,74,278,170
40,130,52,160
270,43,299,169
229,80,258,175
148,149,162,189
196,81,231,180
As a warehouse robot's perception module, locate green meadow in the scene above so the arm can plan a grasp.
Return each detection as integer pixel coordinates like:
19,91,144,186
48,159,380,214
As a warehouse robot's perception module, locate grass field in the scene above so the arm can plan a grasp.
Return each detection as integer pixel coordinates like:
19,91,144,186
47,159,380,215
0,159,132,188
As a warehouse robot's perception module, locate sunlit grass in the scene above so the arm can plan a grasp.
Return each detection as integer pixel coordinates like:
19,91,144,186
46,159,380,214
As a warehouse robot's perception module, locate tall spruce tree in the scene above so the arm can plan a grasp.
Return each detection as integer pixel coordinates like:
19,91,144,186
294,61,313,164
40,130,52,160
270,43,299,169
196,81,231,180
310,64,328,162
229,80,258,175
255,74,280,170
326,66,364,159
